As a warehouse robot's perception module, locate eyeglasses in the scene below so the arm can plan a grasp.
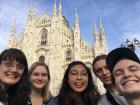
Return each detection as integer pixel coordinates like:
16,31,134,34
1,62,25,71
69,70,88,78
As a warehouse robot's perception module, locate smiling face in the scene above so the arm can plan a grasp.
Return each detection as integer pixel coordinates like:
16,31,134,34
93,59,112,86
113,59,140,97
0,60,24,86
68,64,88,93
30,65,49,90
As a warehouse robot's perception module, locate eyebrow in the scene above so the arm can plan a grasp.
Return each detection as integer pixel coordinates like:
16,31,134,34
128,65,139,68
114,64,140,72
70,69,87,72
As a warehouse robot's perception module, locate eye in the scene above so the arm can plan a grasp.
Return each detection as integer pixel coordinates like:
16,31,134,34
129,66,139,72
81,71,88,76
41,73,48,77
17,65,24,70
114,69,123,77
5,62,12,67
33,73,39,76
95,68,102,74
70,71,77,76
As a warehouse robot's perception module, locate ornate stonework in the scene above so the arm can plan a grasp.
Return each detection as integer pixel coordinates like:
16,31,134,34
8,1,107,95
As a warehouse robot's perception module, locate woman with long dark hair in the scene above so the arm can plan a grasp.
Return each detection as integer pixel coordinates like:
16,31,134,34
0,48,30,105
48,61,99,105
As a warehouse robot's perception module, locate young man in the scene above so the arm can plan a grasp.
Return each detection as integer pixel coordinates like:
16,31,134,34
92,54,127,105
106,47,140,105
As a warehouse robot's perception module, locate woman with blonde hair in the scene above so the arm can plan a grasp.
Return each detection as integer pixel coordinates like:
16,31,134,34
24,62,52,105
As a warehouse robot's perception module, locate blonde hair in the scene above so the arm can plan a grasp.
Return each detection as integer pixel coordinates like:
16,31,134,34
29,62,52,102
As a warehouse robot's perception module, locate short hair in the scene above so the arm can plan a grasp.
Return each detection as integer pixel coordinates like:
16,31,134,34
92,54,107,75
106,47,140,84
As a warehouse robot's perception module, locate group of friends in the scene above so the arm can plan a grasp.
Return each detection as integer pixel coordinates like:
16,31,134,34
0,47,139,105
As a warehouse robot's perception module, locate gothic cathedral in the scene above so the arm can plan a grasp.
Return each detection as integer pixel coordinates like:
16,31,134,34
8,0,107,95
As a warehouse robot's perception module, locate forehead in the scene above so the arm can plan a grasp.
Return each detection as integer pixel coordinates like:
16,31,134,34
2,56,24,65
70,64,86,71
114,59,140,71
33,65,48,73
94,59,106,69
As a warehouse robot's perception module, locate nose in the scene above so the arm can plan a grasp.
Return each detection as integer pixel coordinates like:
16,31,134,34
77,73,82,79
123,69,132,78
102,68,108,76
11,66,17,72
38,75,43,80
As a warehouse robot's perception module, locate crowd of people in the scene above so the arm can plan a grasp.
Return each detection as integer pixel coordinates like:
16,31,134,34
0,47,139,105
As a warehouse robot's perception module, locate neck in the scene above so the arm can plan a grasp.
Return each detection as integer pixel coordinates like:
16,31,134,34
106,84,115,92
31,87,42,98
73,92,82,103
126,96,140,105
0,82,10,92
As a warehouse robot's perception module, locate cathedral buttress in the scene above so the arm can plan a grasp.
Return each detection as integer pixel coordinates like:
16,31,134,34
8,20,16,47
58,0,62,17
73,10,81,60
52,0,57,16
99,19,107,54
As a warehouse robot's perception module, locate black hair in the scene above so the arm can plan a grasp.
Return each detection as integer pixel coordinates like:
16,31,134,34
0,48,30,105
57,61,99,105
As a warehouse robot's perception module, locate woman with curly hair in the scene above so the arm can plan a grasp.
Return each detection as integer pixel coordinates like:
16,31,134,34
0,48,30,105
24,62,52,105
48,61,99,105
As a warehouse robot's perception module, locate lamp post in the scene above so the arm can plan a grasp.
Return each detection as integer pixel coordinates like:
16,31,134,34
121,38,140,51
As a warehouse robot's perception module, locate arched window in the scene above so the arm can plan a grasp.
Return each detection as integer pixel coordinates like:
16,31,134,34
39,55,45,63
66,50,72,61
40,28,48,45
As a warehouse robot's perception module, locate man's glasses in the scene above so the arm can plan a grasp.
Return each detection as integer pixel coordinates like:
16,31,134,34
1,62,25,71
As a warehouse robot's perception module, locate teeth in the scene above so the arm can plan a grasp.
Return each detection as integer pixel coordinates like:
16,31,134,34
124,81,137,86
7,74,16,78
76,82,83,85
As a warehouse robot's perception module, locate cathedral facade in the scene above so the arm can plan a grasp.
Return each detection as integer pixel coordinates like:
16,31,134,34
8,0,107,95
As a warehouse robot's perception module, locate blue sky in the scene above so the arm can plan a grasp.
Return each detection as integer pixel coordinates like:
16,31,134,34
0,0,140,56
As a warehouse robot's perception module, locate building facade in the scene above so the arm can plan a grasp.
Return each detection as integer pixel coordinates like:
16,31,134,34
8,0,107,95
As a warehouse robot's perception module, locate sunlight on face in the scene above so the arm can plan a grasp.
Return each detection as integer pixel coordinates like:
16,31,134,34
30,65,49,90
68,64,88,93
113,59,140,97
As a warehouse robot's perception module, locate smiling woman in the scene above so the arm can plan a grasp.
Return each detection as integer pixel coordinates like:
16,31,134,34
48,61,99,105
23,62,52,105
0,48,30,105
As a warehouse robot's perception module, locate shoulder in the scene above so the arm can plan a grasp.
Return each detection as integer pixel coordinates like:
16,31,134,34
0,102,4,105
20,97,32,105
97,93,112,105
111,94,128,105
47,97,58,105
98,92,128,105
